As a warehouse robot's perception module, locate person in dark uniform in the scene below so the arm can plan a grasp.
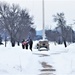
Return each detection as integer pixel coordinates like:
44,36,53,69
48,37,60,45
22,39,25,49
29,39,33,51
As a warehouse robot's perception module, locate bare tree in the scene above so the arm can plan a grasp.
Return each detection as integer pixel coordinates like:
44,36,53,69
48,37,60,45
0,2,34,47
53,12,67,47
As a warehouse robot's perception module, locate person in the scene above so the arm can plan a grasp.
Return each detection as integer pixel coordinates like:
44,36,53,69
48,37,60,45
25,39,28,49
22,39,26,49
25,37,30,49
29,38,33,51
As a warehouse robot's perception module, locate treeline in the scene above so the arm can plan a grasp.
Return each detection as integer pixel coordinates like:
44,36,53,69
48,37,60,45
0,2,36,46
46,26,75,43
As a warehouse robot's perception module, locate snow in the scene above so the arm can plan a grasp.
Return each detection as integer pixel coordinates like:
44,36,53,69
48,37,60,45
0,41,75,75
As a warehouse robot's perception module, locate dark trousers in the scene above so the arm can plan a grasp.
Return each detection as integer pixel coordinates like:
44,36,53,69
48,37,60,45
22,45,25,49
29,44,33,51
26,44,28,49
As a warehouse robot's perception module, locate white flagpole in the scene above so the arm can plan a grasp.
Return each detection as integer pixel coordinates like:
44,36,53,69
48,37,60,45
42,0,45,40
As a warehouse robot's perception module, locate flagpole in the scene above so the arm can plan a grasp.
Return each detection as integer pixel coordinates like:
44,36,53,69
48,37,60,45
42,0,45,40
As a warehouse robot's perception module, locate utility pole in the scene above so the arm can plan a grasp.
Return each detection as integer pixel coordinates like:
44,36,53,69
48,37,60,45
42,0,45,40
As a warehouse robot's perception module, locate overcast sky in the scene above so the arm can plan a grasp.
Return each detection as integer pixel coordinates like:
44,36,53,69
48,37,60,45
0,0,75,30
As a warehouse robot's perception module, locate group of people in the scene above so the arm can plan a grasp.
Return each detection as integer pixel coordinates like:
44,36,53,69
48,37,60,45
22,38,33,51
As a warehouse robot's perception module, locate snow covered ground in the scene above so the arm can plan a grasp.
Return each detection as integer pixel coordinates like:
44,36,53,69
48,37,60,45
0,41,75,75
